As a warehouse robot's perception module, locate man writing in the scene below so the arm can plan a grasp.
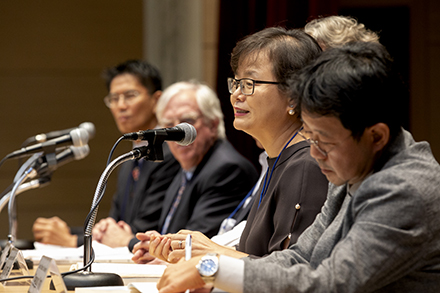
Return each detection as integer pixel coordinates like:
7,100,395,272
156,42,440,292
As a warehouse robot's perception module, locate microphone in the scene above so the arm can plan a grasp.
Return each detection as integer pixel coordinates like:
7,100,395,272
122,123,197,146
7,128,89,160
35,145,90,175
1,146,84,203
33,122,96,143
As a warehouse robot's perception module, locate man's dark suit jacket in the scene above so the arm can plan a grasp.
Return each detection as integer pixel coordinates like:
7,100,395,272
109,143,180,232
76,143,180,248
157,139,259,238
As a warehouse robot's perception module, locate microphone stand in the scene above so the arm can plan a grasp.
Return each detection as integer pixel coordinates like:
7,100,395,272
60,144,162,290
0,164,43,271
7,166,38,245
0,153,51,253
2,152,43,247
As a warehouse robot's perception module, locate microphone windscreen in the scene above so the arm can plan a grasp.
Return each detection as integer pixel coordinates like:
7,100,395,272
71,145,90,160
70,128,89,147
79,122,96,140
176,123,197,146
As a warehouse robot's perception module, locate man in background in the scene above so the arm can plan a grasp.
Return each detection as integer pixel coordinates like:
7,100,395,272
304,15,379,50
33,60,180,250
131,80,258,264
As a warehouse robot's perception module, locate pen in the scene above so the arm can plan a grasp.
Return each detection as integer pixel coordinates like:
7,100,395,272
185,234,192,261
185,234,192,293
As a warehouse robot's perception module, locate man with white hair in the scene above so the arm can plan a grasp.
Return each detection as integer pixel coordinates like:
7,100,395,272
131,80,258,263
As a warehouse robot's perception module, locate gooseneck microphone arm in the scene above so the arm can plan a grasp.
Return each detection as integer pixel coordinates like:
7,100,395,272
0,178,51,218
83,147,147,271
7,166,38,244
61,146,150,290
85,147,149,235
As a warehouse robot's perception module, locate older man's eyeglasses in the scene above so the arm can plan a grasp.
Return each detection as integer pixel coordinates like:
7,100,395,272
298,129,336,157
227,77,280,96
104,90,141,108
161,114,202,129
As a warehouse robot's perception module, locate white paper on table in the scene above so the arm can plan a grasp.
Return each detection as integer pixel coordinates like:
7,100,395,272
211,220,247,247
74,282,159,293
128,282,159,293
22,241,134,265
83,263,166,278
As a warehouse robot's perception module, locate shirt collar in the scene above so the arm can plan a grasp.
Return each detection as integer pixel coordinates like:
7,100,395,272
183,167,196,181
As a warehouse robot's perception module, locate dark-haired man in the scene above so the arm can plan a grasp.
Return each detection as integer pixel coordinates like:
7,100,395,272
33,60,180,250
157,42,440,292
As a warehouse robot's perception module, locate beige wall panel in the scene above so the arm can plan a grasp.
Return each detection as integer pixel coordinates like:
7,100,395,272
0,1,143,241
202,0,220,89
144,0,203,87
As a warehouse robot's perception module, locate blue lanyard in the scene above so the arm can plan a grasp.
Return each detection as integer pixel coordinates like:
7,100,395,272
227,185,256,219
258,129,300,209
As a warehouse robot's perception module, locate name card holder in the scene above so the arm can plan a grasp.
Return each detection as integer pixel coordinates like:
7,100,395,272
28,255,67,293
0,244,30,286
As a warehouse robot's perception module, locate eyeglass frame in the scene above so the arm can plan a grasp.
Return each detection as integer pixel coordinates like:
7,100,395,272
160,113,203,129
297,128,352,157
103,90,141,108
227,77,281,96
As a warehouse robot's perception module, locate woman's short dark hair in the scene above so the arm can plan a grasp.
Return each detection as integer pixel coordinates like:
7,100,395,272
102,59,162,95
230,27,322,101
295,41,405,141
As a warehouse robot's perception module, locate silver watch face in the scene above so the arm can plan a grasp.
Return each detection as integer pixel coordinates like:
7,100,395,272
199,259,217,276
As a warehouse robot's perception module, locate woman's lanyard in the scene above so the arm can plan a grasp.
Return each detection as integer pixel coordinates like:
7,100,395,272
227,184,256,219
218,178,257,235
258,129,301,209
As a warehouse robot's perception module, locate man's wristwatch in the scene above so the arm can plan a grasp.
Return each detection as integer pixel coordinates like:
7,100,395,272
196,253,219,284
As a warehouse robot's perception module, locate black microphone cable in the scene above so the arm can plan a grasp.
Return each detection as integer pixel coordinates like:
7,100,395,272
106,136,124,166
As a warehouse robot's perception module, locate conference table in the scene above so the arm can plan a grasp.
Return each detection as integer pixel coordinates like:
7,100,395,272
0,242,168,292
0,264,162,292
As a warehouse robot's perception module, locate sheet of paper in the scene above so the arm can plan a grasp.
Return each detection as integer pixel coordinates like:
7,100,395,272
211,221,247,247
128,282,159,293
84,263,166,278
75,286,131,292
74,283,159,293
22,241,134,265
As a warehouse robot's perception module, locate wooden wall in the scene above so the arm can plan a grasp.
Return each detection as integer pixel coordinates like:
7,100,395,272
0,1,143,241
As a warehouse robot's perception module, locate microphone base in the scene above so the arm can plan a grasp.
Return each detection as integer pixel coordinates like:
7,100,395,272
51,271,124,290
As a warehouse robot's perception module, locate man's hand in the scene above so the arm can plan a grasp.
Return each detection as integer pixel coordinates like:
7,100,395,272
131,230,161,264
92,217,112,242
92,217,134,248
32,216,77,247
157,255,206,293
